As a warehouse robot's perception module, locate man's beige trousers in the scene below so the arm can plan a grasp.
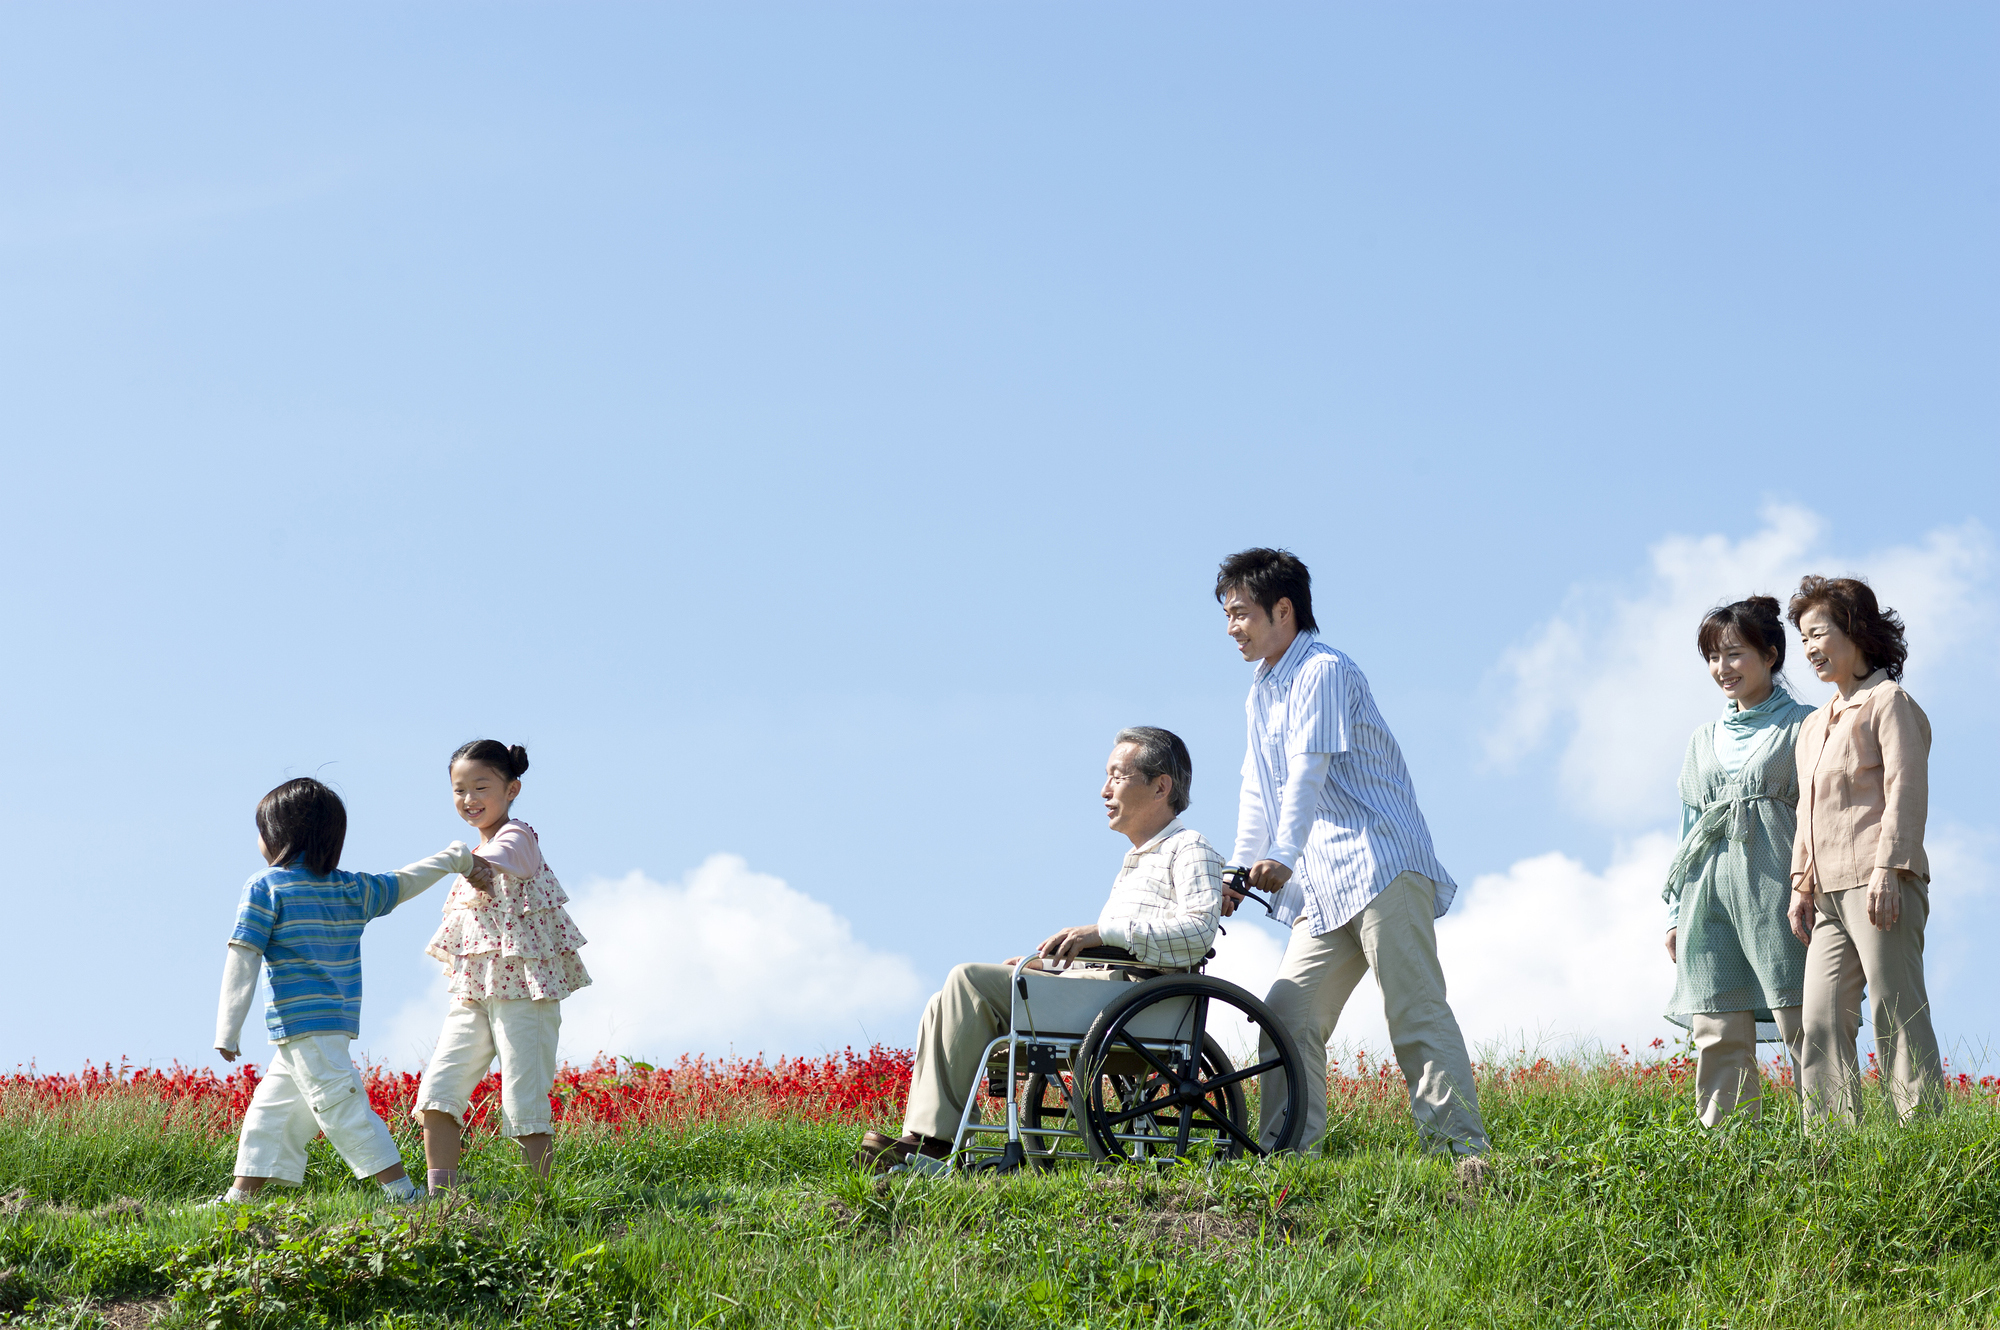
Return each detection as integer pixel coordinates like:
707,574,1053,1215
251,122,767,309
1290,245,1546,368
1255,872,1489,1155
1689,1008,1802,1127
901,962,1113,1142
1800,882,1944,1123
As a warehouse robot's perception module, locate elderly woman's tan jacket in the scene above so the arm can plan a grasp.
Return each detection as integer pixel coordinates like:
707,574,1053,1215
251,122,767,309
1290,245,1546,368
1790,669,1931,896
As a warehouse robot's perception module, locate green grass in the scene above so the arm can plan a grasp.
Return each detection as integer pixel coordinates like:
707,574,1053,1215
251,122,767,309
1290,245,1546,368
2,1066,1998,1328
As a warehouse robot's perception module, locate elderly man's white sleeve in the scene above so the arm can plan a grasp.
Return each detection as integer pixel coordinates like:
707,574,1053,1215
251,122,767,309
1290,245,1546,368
396,841,475,904
1112,840,1225,969
215,942,263,1055
1266,752,1330,870
1233,747,1270,867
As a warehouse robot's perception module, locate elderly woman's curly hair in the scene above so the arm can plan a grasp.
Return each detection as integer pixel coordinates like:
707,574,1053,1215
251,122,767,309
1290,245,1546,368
1786,575,1908,682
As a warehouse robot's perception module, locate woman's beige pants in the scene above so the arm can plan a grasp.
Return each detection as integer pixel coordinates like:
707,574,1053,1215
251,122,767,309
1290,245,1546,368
1800,882,1944,1123
1689,1008,1802,1127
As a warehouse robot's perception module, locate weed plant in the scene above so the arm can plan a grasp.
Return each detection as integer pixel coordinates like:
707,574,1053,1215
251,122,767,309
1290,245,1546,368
0,1048,1995,1328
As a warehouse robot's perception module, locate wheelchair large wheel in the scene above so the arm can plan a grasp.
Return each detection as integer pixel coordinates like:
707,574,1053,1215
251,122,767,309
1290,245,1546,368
1021,1069,1132,1169
1076,974,1305,1163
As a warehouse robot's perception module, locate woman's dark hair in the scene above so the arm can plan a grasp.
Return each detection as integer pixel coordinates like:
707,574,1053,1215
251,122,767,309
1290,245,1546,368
1786,576,1909,682
1114,726,1195,815
1214,548,1318,634
256,778,347,876
1697,595,1787,674
451,739,530,782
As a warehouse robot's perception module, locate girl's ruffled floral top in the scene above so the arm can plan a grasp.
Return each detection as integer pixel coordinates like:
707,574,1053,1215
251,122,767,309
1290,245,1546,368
426,819,591,1002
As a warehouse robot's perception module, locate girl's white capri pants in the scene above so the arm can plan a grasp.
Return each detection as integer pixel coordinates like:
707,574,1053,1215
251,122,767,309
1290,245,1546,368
234,1034,402,1184
414,998,562,1138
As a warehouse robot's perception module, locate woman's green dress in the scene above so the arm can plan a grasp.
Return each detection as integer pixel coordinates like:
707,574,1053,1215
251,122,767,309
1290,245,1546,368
1662,691,1815,1036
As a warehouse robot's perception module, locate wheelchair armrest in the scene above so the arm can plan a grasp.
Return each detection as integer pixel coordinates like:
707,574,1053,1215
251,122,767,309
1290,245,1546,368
1074,945,1141,964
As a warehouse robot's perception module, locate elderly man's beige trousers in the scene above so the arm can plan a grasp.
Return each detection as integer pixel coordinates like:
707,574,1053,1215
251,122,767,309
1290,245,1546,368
1255,872,1488,1156
1689,1008,1802,1127
901,963,1116,1142
1800,882,1944,1124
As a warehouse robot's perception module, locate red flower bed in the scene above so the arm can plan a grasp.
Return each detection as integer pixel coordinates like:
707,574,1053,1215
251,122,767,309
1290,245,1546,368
3,1040,1990,1140
0,1046,918,1138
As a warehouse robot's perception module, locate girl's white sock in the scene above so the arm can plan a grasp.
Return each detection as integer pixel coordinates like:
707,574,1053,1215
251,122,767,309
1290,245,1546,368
224,1187,255,1204
380,1175,420,1201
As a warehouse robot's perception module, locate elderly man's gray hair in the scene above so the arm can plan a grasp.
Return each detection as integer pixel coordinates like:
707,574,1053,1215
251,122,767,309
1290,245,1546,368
1114,726,1193,815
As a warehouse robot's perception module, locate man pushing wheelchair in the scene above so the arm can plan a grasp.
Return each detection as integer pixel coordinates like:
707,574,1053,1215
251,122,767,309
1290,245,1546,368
856,726,1227,1173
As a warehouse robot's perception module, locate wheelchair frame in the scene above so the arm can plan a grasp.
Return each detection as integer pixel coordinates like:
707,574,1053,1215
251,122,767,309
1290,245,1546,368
945,948,1304,1171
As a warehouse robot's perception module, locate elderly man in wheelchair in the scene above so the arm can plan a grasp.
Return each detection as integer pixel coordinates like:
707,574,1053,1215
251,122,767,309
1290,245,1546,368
856,726,1306,1174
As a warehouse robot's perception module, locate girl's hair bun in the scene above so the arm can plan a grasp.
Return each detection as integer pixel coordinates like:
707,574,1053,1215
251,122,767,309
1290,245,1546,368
451,738,530,781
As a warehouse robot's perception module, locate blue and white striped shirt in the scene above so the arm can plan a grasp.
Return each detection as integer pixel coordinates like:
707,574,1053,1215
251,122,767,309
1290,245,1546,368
230,862,403,1041
1235,632,1456,933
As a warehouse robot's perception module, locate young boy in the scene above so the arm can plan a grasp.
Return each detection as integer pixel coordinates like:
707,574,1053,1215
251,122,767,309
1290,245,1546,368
209,777,489,1205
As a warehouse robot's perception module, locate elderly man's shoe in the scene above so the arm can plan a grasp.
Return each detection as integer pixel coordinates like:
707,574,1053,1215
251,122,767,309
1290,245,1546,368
855,1130,951,1173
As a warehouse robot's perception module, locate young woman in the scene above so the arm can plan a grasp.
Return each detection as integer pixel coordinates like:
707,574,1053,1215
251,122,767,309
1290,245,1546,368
1786,577,1940,1124
1662,596,1814,1126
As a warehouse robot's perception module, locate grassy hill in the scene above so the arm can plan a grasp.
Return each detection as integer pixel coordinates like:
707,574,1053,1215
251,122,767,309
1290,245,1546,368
0,1049,1995,1328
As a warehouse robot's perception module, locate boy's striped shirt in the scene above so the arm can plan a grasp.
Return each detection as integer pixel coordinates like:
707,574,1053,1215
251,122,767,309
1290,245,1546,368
231,864,403,1041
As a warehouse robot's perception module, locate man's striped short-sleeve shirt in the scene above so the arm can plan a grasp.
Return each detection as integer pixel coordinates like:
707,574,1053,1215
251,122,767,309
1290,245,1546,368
231,864,403,1041
1245,632,1456,934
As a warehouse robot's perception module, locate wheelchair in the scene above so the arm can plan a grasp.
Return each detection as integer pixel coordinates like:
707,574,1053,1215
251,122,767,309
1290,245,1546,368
946,934,1306,1172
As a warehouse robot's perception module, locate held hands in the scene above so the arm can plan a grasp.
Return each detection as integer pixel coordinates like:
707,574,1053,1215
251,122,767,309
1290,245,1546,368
216,1048,238,1063
463,855,499,894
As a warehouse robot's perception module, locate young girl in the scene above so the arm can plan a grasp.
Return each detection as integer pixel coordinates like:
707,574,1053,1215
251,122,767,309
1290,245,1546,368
413,740,591,1192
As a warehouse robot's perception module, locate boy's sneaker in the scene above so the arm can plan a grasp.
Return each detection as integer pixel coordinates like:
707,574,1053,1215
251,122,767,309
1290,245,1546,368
198,1187,256,1208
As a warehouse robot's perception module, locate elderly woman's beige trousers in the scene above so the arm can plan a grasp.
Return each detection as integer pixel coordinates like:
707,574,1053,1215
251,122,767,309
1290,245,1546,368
1800,882,1944,1123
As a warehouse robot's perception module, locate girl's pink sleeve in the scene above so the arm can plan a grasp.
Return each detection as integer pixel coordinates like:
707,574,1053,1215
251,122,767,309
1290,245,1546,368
481,822,545,878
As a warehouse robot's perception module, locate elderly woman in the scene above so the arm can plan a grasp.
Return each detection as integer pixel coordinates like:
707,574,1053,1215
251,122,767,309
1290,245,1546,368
1786,576,1941,1123
1663,596,1814,1125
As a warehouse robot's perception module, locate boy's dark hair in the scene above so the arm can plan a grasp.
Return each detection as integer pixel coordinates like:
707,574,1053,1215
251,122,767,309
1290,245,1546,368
1697,595,1788,674
1214,548,1317,634
1113,726,1195,815
452,739,530,782
256,778,347,876
1787,576,1909,682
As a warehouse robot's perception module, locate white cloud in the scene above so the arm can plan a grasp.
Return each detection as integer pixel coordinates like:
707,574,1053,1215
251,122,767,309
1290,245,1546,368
378,854,927,1066
1487,505,1992,828
1195,838,1684,1067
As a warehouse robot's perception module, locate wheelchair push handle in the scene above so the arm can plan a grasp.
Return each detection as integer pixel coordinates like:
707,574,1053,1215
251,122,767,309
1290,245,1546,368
1222,864,1281,919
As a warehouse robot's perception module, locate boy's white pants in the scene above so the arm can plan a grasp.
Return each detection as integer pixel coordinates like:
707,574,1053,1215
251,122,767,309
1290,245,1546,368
234,1034,402,1184
414,998,562,1138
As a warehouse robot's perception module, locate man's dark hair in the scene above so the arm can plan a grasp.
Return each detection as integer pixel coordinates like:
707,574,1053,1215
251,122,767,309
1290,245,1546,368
256,777,347,876
1787,576,1909,682
1214,548,1317,634
1114,726,1194,815
1697,595,1788,674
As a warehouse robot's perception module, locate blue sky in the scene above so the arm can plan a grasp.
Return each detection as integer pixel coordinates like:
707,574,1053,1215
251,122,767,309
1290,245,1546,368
2,5,1994,1073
